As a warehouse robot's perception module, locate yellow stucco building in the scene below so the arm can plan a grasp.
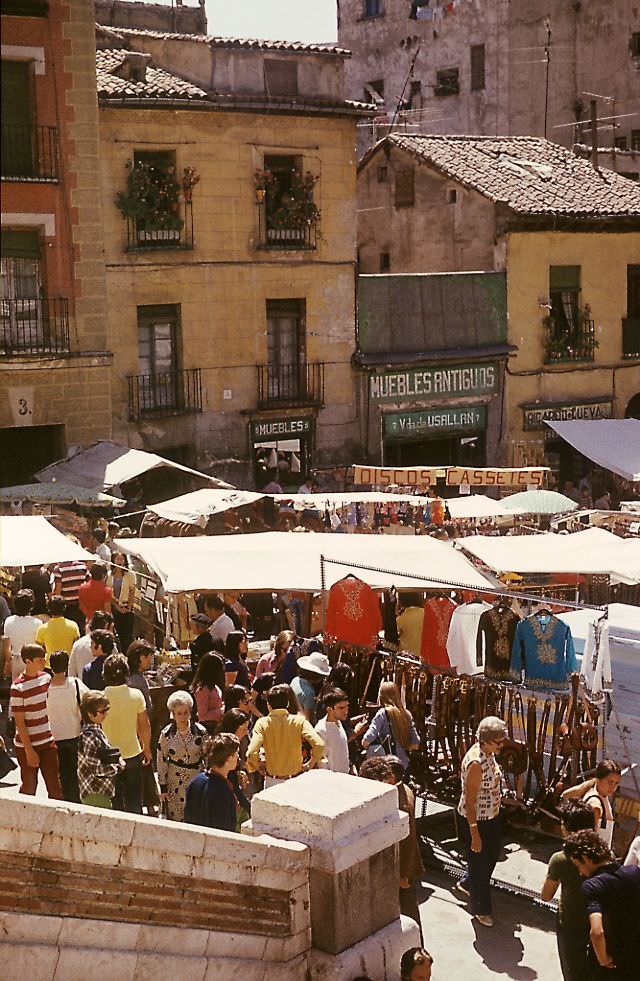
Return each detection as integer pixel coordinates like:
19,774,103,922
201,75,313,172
357,135,640,486
96,26,370,487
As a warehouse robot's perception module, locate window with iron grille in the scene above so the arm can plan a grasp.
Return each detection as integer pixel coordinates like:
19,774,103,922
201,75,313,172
264,59,298,97
364,0,384,18
549,266,581,329
136,304,180,412
628,265,640,317
470,45,485,91
435,67,459,97
394,168,415,207
266,299,306,401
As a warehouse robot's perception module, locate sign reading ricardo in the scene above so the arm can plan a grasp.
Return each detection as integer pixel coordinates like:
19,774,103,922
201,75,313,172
523,400,613,431
370,364,498,401
251,417,312,440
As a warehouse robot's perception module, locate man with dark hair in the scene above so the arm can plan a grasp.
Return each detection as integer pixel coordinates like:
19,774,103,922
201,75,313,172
564,829,640,979
9,643,62,799
542,801,598,981
184,733,241,831
93,527,111,564
35,596,80,664
400,946,433,981
204,594,234,643
82,629,115,690
126,639,154,712
68,611,115,679
52,556,88,632
78,563,112,623
246,683,325,787
19,565,52,616
188,613,215,672
359,756,394,783
2,588,42,680
315,688,350,773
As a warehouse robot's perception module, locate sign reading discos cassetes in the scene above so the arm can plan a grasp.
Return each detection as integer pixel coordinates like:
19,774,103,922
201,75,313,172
369,364,498,401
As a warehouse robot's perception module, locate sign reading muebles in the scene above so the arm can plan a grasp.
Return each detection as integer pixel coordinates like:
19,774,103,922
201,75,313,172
384,406,486,439
369,364,498,401
251,417,312,440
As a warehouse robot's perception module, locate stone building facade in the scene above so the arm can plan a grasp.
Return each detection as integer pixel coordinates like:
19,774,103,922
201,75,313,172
96,27,369,488
357,134,640,482
0,0,112,486
338,0,640,174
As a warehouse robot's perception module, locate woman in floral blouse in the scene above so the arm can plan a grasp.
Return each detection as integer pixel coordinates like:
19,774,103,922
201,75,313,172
157,691,207,821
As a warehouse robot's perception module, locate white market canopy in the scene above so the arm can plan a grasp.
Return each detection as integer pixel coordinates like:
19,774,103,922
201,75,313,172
445,495,522,518
459,527,640,579
35,440,234,493
147,489,265,525
545,419,640,482
275,492,517,518
0,515,94,567
115,531,493,594
0,482,125,508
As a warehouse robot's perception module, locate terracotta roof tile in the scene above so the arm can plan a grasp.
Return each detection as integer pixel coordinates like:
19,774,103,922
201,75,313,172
110,26,351,56
96,48,208,101
385,134,640,218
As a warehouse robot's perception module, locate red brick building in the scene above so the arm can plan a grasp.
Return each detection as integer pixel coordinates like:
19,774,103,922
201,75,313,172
1,0,112,485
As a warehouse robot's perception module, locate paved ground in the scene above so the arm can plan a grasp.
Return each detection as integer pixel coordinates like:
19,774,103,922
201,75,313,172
416,870,562,981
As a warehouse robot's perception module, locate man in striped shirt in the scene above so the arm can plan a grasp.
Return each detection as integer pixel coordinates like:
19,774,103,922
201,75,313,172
53,558,89,632
10,643,62,799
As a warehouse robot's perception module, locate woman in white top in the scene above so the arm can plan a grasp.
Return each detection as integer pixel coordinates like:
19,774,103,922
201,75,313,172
2,589,42,681
561,759,621,848
456,715,508,927
47,650,88,802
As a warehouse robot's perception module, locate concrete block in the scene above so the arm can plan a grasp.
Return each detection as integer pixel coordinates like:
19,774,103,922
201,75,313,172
57,917,140,951
308,915,421,981
0,910,62,946
53,946,137,980
133,952,207,981
137,924,208,957
3,943,59,977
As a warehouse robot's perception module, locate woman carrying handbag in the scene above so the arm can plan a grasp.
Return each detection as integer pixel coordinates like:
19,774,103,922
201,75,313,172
361,681,420,774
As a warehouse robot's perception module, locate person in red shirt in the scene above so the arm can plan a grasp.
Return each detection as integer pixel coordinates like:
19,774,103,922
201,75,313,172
78,563,112,622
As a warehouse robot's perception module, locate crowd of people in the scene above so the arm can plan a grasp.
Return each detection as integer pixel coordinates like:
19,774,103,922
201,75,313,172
1,517,639,980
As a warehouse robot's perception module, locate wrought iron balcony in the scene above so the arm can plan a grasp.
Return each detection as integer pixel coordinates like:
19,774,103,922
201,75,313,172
126,200,193,251
127,368,202,421
1,124,59,180
543,317,596,363
257,362,324,408
622,317,640,359
256,206,318,251
1,297,70,355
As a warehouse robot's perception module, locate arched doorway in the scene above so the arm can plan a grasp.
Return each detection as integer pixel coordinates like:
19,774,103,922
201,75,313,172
625,393,640,419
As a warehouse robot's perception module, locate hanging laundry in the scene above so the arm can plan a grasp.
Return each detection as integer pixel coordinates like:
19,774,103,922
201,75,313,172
476,604,521,681
446,600,492,676
420,595,456,673
582,616,612,696
325,575,383,649
397,600,425,656
510,613,577,691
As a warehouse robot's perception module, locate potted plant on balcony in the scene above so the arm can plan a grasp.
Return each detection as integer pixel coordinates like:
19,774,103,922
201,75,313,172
181,166,200,203
115,160,184,241
254,168,275,203
263,170,321,244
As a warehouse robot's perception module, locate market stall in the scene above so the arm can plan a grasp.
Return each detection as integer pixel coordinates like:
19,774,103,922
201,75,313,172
0,515,94,567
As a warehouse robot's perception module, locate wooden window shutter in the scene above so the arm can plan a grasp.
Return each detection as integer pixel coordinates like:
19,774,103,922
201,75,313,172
395,168,415,207
264,60,298,97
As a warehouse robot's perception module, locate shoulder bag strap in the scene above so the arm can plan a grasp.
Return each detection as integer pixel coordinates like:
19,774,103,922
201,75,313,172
74,678,81,709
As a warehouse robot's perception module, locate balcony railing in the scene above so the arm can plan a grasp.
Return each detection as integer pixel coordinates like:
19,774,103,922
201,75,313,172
257,362,324,408
128,368,202,421
543,317,596,363
1,297,70,355
126,200,193,251
622,317,640,359
1,124,59,180
256,206,318,251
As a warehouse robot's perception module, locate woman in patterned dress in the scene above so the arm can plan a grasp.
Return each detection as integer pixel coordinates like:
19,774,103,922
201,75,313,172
455,715,508,927
157,691,207,821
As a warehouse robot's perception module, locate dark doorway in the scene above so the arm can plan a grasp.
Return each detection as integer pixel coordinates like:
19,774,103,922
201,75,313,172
0,424,65,485
384,433,485,468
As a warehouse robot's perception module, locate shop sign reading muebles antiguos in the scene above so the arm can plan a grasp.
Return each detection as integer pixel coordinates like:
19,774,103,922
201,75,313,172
369,364,498,401
353,465,547,487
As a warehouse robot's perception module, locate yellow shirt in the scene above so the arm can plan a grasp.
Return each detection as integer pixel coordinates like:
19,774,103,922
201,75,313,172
246,709,325,778
35,617,80,664
397,606,425,656
102,684,146,760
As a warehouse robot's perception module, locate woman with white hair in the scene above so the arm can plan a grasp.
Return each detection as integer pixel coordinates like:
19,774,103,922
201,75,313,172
157,691,207,821
455,715,508,927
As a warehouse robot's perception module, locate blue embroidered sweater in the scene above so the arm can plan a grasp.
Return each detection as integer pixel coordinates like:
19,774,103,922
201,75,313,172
510,614,577,691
